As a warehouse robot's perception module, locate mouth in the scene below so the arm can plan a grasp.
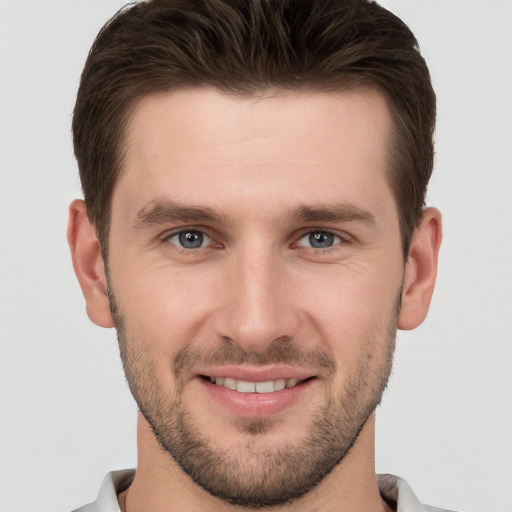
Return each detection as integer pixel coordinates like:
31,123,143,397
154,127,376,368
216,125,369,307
195,366,318,418
200,375,312,394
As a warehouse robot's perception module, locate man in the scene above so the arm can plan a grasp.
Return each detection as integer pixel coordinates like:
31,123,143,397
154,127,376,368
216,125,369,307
67,0,446,510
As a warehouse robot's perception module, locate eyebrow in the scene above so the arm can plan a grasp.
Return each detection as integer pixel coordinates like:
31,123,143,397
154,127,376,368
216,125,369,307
133,200,228,229
132,200,375,229
291,204,375,225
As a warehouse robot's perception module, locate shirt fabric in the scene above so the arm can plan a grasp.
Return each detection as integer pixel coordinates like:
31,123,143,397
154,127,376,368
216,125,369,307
72,470,454,512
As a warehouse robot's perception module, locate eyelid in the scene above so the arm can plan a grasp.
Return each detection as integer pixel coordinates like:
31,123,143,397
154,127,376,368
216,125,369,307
170,231,212,247
160,226,218,249
158,226,353,252
294,228,351,247
161,225,209,238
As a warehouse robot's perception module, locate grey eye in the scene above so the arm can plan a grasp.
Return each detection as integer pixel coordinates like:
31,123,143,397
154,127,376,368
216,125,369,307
168,230,212,249
297,231,341,249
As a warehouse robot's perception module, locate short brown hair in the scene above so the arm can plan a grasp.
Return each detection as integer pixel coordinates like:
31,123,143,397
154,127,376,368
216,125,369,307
73,0,436,257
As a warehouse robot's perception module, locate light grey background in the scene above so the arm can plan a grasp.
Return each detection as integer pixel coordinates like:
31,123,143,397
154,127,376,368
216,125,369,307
0,1,510,511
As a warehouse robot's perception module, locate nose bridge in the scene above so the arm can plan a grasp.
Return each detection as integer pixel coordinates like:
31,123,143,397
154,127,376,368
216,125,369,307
214,240,298,351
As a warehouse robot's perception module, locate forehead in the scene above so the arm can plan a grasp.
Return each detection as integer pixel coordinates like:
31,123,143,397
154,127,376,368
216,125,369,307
124,87,391,163
116,87,395,222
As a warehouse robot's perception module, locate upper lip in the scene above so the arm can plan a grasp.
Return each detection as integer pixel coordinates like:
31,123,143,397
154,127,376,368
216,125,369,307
195,365,316,382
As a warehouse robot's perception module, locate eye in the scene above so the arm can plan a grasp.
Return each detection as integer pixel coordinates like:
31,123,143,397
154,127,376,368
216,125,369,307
167,230,213,249
296,231,342,249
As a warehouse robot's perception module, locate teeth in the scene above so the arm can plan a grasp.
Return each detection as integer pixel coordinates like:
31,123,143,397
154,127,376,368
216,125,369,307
255,381,274,393
208,376,304,393
237,380,256,393
223,377,237,390
274,379,286,391
286,378,298,388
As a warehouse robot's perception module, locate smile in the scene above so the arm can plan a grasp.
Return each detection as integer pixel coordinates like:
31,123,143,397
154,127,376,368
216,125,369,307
198,372,317,417
205,376,306,393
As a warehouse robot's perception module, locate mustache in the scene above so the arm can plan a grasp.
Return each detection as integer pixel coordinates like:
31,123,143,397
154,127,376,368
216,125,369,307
173,338,337,379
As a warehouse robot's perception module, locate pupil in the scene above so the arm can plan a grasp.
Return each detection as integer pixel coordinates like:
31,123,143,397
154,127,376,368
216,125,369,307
179,231,203,248
309,232,334,248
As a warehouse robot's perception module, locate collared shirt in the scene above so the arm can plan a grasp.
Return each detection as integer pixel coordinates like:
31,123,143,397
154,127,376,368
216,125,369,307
72,470,455,512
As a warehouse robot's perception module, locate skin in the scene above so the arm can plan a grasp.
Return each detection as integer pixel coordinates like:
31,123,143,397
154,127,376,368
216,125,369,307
68,88,442,512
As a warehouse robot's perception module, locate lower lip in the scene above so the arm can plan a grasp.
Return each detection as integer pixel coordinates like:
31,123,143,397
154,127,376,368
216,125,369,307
199,378,315,418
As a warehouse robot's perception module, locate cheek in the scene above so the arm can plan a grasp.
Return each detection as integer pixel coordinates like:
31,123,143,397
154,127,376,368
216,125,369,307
296,262,402,360
111,262,220,357
110,243,403,369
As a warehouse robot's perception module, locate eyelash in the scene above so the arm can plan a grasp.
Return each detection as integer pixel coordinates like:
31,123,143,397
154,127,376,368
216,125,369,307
295,231,344,251
161,227,350,255
161,229,218,254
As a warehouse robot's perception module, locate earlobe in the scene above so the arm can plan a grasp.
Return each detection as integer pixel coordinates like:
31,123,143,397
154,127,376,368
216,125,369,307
67,199,114,328
398,207,442,331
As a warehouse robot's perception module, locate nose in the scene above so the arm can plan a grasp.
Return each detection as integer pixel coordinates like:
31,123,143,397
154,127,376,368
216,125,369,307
213,244,300,353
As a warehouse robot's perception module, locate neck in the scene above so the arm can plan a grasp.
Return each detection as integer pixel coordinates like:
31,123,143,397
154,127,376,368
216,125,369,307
118,413,392,512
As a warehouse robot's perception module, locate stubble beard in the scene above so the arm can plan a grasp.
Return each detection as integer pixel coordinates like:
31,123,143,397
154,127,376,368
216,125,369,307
109,289,397,509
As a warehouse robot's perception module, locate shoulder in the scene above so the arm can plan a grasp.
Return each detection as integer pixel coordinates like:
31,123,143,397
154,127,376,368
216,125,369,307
71,469,135,512
378,473,458,512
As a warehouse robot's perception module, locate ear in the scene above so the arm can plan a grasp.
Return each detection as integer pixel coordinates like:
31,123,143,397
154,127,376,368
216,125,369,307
398,207,442,330
67,199,114,328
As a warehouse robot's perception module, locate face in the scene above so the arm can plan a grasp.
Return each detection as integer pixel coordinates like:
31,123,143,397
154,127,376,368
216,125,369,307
107,88,404,507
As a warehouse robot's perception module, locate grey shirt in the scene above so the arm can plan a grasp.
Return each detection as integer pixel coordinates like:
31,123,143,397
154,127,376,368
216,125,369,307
73,470,455,512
